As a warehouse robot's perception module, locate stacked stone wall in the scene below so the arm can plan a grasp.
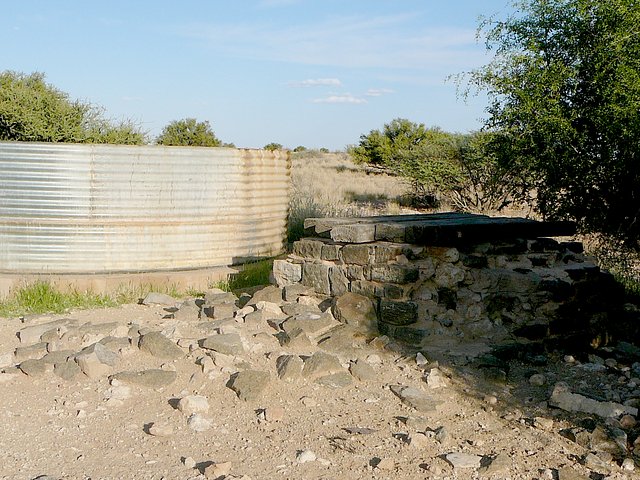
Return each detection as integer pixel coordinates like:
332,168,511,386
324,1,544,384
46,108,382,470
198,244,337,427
273,236,620,349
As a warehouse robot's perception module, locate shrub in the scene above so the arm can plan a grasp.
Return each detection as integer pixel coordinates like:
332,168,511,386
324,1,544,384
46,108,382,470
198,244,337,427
156,118,221,147
0,70,146,144
263,142,283,151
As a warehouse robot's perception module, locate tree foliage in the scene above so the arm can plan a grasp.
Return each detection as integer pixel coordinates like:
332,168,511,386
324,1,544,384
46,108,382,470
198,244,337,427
156,118,221,147
0,71,146,144
349,118,513,211
469,0,640,243
263,142,283,151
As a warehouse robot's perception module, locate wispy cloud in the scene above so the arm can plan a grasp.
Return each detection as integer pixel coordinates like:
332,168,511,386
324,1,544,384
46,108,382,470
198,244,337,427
365,88,394,97
312,94,367,105
288,78,342,88
177,13,481,75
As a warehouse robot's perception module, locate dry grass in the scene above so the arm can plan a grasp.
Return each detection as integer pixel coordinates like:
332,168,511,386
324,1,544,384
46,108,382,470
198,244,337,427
288,151,415,241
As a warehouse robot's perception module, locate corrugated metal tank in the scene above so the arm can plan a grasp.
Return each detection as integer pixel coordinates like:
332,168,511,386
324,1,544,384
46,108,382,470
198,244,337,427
0,142,290,274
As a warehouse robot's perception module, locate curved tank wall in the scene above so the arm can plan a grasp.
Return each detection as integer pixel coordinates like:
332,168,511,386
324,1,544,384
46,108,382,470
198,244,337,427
0,142,290,274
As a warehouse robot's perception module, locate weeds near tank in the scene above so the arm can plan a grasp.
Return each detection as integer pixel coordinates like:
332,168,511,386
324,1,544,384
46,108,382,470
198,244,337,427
0,281,116,317
0,281,190,317
215,259,274,292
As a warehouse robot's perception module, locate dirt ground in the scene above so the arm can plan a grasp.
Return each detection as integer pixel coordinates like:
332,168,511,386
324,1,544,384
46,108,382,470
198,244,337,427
1,291,639,480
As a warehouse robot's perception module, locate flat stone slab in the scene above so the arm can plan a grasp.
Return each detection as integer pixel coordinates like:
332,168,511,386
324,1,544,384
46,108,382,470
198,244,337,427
389,384,442,412
303,213,575,245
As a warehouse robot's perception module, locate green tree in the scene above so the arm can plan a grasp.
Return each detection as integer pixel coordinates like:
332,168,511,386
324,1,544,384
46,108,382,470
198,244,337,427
0,70,145,144
348,118,465,207
263,142,283,151
156,118,221,147
469,0,640,243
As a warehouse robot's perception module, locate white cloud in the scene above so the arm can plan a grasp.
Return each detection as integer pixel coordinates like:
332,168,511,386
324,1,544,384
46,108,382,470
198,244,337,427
312,94,367,105
365,88,394,97
288,78,342,88
177,14,482,75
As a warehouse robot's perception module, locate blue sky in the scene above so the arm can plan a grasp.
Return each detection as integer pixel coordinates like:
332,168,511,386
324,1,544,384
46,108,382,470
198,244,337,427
1,0,513,150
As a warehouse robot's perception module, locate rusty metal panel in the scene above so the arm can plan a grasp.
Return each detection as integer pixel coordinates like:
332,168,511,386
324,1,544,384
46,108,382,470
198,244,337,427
0,142,290,273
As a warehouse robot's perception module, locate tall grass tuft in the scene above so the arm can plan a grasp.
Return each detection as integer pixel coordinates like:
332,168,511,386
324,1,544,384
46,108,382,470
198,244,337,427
0,281,116,317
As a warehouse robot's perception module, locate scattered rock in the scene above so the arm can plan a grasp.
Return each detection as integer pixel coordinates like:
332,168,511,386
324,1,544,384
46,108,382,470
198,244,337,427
247,286,283,306
203,461,232,479
424,368,448,389
53,360,81,380
332,292,377,332
315,372,352,388
549,383,638,417
296,450,316,464
182,456,196,468
178,395,210,416
139,331,184,359
349,359,376,382
141,292,176,306
478,452,511,475
200,334,245,356
187,413,213,432
389,385,441,412
148,423,174,437
228,370,271,401
301,352,343,380
445,452,482,469
18,358,47,377
75,342,119,378
276,355,304,381
557,466,590,480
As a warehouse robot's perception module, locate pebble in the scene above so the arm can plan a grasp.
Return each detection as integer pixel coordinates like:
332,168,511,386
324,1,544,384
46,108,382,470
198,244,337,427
183,456,196,468
390,384,441,413
148,423,174,437
622,458,636,471
204,461,232,479
178,395,210,416
296,449,316,464
445,452,482,469
188,413,213,432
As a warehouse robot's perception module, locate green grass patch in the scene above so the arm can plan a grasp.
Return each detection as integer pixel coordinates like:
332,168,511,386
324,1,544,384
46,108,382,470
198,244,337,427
214,259,274,292
0,281,117,317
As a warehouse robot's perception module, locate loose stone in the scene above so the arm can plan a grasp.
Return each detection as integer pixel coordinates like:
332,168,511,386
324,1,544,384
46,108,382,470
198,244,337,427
139,332,184,359
389,385,441,413
187,413,213,432
296,450,316,464
445,452,482,469
148,423,174,437
178,395,210,416
228,370,271,401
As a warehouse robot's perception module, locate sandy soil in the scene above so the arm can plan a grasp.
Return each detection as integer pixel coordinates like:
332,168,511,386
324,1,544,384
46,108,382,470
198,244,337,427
0,294,638,480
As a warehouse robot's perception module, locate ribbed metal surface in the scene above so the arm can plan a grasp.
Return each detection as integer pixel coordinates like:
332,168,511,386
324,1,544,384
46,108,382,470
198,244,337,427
0,142,290,273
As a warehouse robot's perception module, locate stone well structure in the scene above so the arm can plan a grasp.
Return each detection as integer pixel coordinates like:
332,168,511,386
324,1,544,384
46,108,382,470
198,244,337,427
273,213,620,353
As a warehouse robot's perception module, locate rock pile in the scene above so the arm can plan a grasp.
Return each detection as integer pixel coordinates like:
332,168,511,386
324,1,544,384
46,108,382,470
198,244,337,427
273,215,621,352
0,283,639,479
